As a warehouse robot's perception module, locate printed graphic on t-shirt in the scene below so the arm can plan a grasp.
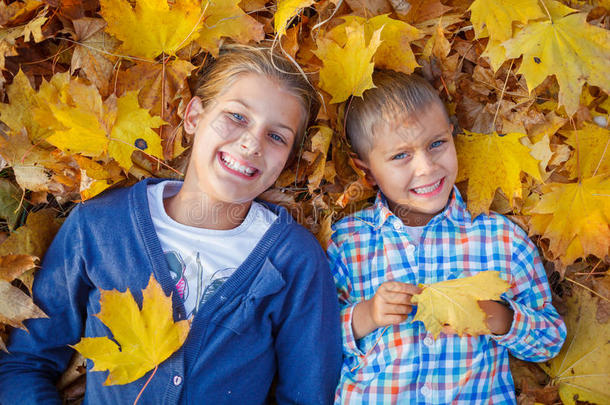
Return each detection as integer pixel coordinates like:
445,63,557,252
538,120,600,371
164,250,234,317
166,251,188,300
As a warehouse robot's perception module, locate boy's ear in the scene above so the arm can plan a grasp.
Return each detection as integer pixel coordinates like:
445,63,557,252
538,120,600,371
352,156,377,187
184,97,204,135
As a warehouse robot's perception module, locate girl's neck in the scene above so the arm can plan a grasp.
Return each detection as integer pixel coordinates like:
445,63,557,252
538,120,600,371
163,186,252,230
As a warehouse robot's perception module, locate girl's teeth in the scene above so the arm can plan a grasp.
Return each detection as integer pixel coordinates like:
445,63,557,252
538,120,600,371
221,154,255,176
413,179,441,194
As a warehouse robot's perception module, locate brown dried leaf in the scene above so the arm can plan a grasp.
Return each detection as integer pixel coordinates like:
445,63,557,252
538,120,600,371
0,280,47,330
0,255,37,282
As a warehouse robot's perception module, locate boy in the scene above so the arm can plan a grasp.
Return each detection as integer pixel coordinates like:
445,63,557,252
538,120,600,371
327,71,566,404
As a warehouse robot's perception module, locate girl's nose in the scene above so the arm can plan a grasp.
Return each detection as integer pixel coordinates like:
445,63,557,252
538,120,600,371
238,130,261,156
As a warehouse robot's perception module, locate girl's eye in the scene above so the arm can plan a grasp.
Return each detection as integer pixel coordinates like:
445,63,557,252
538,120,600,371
228,112,246,124
430,140,445,149
392,152,408,160
268,132,286,144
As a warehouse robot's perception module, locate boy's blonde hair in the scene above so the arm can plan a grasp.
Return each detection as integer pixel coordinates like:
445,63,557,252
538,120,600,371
194,44,319,153
345,70,449,159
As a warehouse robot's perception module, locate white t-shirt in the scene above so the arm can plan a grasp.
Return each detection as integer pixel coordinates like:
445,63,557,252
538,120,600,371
147,181,277,317
403,225,425,245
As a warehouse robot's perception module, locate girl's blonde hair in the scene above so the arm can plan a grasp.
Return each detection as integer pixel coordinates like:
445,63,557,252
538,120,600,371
345,70,449,160
194,44,319,153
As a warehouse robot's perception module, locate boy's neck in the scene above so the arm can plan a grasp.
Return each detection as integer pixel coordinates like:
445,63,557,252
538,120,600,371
163,188,251,230
387,200,437,227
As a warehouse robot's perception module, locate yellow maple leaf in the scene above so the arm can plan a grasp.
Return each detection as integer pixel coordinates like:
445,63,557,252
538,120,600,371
313,20,382,103
564,122,610,179
100,0,204,59
503,8,610,116
107,91,165,171
0,70,50,143
307,126,333,192
196,0,265,56
527,176,610,265
411,271,510,338
469,0,544,41
72,275,190,385
455,131,542,216
274,0,314,37
328,15,422,75
539,286,610,405
35,74,164,172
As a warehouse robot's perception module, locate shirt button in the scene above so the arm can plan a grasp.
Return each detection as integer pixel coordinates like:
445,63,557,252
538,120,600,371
393,222,401,231
173,375,183,386
423,336,433,347
421,385,431,396
406,244,415,254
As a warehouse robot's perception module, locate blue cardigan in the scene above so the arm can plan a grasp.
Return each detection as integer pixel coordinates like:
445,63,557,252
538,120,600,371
0,178,342,404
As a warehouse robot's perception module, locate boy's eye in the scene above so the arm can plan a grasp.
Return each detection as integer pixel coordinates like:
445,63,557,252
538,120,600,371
430,140,445,149
392,152,408,160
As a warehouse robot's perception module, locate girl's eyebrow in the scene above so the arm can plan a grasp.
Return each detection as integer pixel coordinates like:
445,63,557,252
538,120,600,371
226,98,297,136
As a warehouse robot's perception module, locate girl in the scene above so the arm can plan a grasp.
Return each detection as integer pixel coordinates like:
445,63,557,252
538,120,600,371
0,46,342,404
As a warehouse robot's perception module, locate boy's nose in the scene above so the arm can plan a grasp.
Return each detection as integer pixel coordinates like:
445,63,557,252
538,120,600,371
412,152,435,176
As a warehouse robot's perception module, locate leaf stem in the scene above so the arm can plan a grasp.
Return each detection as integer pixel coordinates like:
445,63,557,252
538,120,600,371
491,60,514,132
538,0,553,23
564,277,610,303
133,364,158,405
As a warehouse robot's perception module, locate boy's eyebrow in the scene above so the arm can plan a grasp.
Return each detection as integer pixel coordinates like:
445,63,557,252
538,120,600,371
226,99,297,135
383,126,453,151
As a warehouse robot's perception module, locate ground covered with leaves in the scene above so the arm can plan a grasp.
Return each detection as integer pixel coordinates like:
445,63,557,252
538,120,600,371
0,0,608,403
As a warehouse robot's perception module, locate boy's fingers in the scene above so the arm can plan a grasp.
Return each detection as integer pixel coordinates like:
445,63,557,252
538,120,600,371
383,314,408,325
383,291,415,305
381,281,423,296
383,303,411,315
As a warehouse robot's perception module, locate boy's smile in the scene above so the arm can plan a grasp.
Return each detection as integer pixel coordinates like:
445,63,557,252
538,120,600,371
355,102,458,226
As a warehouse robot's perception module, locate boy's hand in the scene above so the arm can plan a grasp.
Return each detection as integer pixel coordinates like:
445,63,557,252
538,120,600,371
352,282,422,340
478,300,514,335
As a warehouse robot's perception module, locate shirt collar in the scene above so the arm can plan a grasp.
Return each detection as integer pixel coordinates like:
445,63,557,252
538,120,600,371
360,186,471,230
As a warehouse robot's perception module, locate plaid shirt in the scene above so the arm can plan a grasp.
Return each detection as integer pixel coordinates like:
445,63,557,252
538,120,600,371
327,188,566,404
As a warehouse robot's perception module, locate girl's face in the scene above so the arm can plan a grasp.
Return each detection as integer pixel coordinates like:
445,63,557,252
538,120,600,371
183,73,304,205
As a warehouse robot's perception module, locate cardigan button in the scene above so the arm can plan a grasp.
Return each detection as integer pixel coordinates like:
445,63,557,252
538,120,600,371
173,375,183,386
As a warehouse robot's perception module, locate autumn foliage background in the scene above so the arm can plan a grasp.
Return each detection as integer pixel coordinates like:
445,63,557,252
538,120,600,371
0,0,608,403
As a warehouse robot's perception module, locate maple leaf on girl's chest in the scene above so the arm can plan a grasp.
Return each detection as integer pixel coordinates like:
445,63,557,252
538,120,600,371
72,275,190,386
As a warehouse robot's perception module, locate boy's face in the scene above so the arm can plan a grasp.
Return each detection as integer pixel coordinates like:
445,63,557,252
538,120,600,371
355,102,457,226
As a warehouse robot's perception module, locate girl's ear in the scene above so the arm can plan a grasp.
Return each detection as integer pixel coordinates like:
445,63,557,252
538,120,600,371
352,156,377,187
184,97,205,135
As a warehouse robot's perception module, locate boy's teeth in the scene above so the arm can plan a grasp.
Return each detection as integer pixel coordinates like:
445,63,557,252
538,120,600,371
221,153,256,176
413,179,442,194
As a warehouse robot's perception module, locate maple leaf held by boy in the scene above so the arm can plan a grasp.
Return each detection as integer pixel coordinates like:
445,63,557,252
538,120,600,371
411,271,510,338
503,8,610,116
100,0,204,59
455,131,542,217
527,176,610,265
72,275,190,385
313,21,382,104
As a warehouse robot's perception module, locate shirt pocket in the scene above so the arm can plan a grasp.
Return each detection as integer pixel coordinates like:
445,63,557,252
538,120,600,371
210,258,286,335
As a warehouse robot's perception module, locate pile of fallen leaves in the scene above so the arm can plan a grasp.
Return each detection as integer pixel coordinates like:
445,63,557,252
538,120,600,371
0,0,608,403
